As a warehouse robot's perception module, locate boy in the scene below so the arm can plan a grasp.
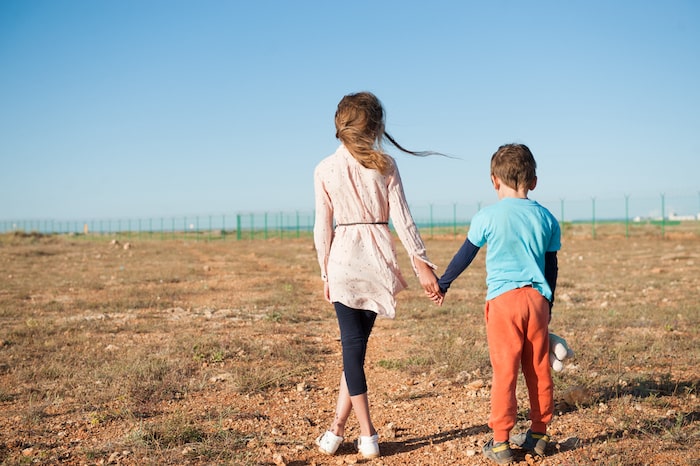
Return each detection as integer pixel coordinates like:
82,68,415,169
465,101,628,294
431,143,560,464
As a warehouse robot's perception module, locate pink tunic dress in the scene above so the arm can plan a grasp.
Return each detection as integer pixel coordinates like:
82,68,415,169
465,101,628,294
313,144,435,318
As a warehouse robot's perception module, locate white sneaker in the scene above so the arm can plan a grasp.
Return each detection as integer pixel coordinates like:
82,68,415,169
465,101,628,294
316,430,343,455
355,433,380,459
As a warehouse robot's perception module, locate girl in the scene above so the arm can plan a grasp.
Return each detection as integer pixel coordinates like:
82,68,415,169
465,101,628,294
313,91,441,459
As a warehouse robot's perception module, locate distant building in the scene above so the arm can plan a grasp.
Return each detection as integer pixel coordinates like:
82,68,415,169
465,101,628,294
668,212,700,221
634,212,700,222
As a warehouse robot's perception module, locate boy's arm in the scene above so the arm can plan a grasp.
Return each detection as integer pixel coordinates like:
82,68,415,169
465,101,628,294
544,251,558,306
437,238,480,294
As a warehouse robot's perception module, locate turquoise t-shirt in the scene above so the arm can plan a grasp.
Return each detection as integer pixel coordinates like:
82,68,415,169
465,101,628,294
467,197,561,301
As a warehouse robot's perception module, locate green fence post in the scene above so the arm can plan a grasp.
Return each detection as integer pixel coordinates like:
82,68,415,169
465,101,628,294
661,193,665,239
560,199,565,224
264,212,268,239
236,214,241,240
452,203,457,237
429,203,434,238
625,195,629,238
592,198,596,240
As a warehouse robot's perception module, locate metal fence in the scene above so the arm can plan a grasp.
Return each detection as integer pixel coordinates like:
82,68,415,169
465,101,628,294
0,212,315,241
2,193,699,240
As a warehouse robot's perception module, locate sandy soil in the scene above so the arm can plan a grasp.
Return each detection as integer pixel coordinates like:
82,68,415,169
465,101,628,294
0,232,698,465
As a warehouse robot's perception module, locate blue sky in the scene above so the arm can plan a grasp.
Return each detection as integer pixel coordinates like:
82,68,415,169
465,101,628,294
1,0,698,221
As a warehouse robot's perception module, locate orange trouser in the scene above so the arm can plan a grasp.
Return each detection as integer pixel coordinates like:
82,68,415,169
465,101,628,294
485,286,553,442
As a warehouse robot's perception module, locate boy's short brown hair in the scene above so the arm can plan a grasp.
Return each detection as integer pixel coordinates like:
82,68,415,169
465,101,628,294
490,143,537,191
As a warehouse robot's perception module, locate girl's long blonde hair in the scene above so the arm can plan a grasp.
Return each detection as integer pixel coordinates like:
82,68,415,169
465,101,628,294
334,92,437,175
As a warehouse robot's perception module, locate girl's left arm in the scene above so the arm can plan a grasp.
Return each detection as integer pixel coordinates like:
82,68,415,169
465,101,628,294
313,166,334,283
386,165,437,278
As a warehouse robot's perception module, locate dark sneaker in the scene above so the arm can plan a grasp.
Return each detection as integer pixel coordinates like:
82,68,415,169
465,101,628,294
482,439,514,465
510,429,550,456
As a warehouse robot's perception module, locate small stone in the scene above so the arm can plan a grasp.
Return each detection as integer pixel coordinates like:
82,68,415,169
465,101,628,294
465,379,485,391
272,453,287,466
561,386,591,406
210,373,233,383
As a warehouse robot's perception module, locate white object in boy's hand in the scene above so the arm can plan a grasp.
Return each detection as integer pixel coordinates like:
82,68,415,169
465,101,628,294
549,332,574,372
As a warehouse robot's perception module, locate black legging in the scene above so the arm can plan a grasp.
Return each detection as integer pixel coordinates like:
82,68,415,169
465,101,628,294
334,302,377,396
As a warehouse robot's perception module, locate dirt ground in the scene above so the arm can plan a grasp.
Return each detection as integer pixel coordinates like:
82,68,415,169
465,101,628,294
0,230,699,465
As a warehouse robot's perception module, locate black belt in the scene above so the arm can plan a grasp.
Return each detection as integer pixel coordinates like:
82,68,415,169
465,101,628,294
335,222,388,227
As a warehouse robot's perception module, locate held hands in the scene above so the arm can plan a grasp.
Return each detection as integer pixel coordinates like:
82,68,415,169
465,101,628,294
426,288,444,306
413,258,445,306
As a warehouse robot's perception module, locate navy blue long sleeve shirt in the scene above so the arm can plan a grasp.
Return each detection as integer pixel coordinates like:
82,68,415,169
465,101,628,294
437,238,558,304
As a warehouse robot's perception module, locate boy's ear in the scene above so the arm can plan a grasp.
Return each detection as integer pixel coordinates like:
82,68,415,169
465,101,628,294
529,176,538,191
491,174,500,190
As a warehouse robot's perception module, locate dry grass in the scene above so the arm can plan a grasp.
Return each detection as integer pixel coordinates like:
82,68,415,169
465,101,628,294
0,227,699,465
